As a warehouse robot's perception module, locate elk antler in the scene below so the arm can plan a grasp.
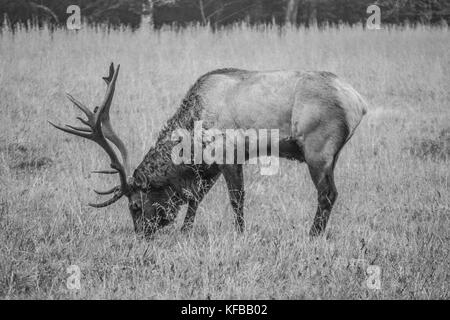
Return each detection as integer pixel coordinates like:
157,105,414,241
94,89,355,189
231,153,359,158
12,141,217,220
49,63,130,208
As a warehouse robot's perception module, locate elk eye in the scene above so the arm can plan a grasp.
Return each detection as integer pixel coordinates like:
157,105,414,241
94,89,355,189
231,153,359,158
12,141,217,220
133,171,148,189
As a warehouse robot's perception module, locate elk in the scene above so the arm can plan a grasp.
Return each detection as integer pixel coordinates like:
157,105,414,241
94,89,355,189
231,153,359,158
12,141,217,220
50,63,367,237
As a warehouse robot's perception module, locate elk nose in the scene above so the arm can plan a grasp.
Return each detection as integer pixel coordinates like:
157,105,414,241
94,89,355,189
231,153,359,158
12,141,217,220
129,201,139,211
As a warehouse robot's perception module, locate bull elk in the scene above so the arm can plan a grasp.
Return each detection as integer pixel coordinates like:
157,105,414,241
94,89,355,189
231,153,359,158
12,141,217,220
50,63,367,237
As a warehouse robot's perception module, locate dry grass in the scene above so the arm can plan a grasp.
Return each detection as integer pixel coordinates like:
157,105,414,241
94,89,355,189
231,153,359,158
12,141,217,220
0,24,449,299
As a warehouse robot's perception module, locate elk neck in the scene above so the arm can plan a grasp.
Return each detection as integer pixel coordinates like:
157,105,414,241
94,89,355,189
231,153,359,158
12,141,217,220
132,82,205,193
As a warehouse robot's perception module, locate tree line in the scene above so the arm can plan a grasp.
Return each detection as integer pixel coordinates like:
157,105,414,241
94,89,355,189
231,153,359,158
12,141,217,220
1,0,449,30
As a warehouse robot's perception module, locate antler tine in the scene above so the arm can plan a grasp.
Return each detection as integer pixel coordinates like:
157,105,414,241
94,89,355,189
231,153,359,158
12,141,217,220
76,117,91,127
48,121,91,139
102,63,114,84
94,186,119,195
92,169,118,175
66,124,91,132
66,93,94,122
97,64,119,117
89,190,124,208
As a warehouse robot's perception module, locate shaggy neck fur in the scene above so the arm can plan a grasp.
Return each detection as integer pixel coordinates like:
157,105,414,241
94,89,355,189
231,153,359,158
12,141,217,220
133,82,204,192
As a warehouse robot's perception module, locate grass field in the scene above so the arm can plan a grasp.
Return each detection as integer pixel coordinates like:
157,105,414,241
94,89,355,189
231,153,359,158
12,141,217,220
0,23,449,299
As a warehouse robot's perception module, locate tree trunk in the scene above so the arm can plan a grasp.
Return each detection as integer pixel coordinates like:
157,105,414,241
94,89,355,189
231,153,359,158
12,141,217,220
199,0,207,24
308,0,317,26
285,0,300,25
141,0,153,28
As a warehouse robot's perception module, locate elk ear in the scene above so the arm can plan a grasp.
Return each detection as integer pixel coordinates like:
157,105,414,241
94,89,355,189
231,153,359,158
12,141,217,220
132,171,148,190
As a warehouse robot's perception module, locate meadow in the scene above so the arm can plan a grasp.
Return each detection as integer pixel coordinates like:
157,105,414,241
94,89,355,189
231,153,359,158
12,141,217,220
0,23,449,299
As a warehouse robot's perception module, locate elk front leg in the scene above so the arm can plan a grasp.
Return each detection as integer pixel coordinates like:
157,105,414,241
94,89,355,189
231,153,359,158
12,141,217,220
221,165,245,233
181,169,221,232
181,199,202,232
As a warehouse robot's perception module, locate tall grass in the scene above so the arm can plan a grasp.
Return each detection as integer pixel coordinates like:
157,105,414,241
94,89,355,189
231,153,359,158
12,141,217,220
0,23,449,299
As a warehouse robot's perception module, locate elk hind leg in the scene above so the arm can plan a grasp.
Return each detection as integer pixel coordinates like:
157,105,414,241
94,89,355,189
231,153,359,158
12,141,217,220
307,156,338,237
302,127,346,237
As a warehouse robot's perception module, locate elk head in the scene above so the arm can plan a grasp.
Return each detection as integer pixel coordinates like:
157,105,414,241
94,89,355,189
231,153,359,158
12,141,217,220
50,63,175,235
